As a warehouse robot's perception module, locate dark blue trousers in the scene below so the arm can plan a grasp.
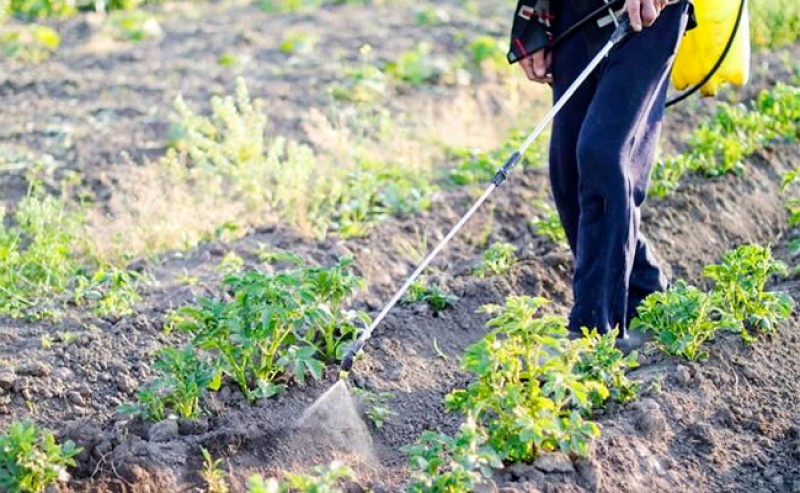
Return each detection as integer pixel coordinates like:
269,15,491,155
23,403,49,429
548,2,689,335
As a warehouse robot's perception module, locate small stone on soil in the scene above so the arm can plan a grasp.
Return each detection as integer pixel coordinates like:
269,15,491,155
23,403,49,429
0,369,16,390
117,374,137,394
148,419,179,442
675,365,692,385
67,391,85,406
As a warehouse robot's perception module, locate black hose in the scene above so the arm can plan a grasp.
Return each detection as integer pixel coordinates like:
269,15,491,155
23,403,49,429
665,0,747,108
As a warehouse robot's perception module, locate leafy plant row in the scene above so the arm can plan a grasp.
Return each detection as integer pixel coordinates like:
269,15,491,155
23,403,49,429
650,83,800,198
402,243,792,492
405,297,638,492
633,244,793,359
0,421,79,493
122,258,368,419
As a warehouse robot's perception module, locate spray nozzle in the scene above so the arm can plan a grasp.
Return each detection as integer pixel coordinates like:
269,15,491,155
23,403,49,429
339,339,364,379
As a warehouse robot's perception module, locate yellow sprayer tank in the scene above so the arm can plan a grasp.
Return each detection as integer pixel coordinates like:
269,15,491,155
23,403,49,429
671,0,750,96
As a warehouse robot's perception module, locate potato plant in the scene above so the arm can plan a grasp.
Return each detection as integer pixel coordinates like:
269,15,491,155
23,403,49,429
170,259,367,401
631,281,736,360
0,421,79,493
247,462,353,493
530,201,567,245
404,415,502,493
403,280,458,315
120,345,214,420
704,244,793,340
474,242,517,278
445,297,601,461
575,329,640,407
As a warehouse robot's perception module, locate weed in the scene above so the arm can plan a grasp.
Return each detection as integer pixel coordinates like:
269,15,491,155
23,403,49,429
530,201,567,245
704,244,793,339
121,345,213,421
0,24,60,62
329,48,387,104
405,415,502,493
350,388,395,428
403,280,458,315
0,184,140,319
446,297,601,460
200,447,228,493
474,242,517,278
446,133,530,186
0,421,79,493
247,462,353,493
631,281,737,360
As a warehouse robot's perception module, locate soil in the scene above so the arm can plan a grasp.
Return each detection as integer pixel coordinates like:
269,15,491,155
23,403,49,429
1,1,799,492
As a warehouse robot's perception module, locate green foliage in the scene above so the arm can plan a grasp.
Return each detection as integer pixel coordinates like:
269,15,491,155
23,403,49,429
104,11,162,42
446,130,544,186
5,0,74,20
280,31,318,56
466,35,505,72
386,42,449,86
246,462,354,493
530,202,566,245
781,167,800,226
200,448,228,493
329,162,435,238
575,329,639,406
0,421,79,493
688,103,768,177
170,260,366,401
350,388,395,428
414,5,449,26
121,345,214,421
170,78,432,240
631,282,735,360
445,297,601,461
649,154,691,199
403,280,458,315
330,47,387,104
259,0,322,13
0,24,60,62
0,185,140,319
651,83,800,197
750,0,800,48
756,83,800,140
404,416,502,493
474,242,517,278
704,244,793,339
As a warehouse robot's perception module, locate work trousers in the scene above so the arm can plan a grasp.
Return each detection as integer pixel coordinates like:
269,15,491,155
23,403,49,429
548,2,690,335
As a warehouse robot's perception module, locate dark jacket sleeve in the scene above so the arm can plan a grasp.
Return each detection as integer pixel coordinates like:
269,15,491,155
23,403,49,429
507,0,555,64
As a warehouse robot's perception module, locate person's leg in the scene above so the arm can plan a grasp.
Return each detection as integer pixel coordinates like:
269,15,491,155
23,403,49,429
626,102,671,323
569,2,689,335
548,3,598,256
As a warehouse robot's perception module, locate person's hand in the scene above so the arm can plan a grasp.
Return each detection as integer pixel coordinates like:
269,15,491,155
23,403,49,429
625,0,668,31
520,50,553,84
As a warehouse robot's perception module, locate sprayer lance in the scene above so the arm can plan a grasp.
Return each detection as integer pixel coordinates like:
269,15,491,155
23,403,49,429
339,17,632,379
